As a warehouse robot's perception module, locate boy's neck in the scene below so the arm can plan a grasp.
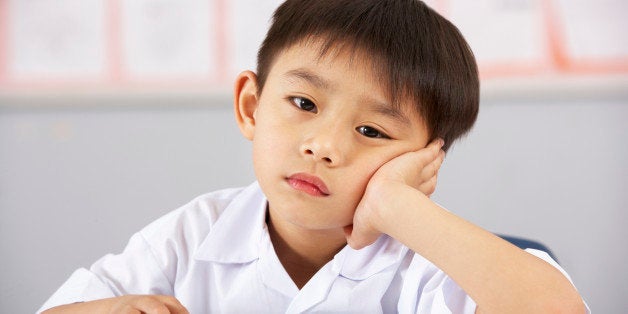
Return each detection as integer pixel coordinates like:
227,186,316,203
267,212,347,289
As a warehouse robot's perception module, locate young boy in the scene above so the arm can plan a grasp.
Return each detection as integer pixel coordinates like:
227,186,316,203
40,0,587,313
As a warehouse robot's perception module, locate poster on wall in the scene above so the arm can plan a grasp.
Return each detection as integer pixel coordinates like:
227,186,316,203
0,0,626,93
446,0,551,77
553,0,628,72
5,0,107,82
120,0,216,81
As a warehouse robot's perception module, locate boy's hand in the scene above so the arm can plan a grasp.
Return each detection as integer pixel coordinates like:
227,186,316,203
344,139,445,249
42,295,189,314
108,295,189,314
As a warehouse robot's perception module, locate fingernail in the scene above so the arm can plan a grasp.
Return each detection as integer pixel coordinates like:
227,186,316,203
438,138,445,147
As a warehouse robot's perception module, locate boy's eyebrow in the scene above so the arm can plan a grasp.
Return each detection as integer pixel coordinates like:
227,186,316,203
284,69,333,91
365,100,412,127
284,68,411,127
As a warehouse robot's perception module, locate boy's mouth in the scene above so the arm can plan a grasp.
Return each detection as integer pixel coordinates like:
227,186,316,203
286,173,330,197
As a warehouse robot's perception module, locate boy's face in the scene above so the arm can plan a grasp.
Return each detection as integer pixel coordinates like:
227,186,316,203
236,40,429,238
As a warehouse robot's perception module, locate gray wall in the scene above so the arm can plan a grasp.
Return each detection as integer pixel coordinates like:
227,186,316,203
1,93,626,313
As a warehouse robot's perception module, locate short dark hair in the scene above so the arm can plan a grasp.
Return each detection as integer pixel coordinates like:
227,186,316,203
257,0,479,151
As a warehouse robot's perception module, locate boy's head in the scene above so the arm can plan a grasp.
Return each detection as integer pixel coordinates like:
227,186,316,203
256,0,479,151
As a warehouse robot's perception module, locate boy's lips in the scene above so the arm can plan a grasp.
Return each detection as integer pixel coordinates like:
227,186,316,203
286,173,330,197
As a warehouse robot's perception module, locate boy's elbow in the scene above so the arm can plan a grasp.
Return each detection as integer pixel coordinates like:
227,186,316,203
534,266,588,313
477,288,587,314
540,290,587,314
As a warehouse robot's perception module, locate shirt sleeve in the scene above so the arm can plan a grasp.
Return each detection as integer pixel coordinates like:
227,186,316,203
397,249,590,314
37,232,174,313
397,254,477,314
414,273,477,313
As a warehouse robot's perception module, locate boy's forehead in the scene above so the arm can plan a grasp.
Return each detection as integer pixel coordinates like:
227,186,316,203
271,39,393,100
275,43,373,95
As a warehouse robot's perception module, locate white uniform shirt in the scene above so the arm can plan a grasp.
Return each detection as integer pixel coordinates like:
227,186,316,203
38,182,576,313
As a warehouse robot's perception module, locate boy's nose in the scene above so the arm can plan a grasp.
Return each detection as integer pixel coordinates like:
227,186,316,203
300,130,345,167
302,147,333,164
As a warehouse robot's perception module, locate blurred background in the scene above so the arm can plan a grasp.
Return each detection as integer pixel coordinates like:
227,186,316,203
1,0,626,312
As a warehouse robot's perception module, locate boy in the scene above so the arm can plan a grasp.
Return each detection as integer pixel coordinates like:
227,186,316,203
40,0,587,313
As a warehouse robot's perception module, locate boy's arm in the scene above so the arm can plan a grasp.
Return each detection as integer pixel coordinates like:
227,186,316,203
345,140,586,313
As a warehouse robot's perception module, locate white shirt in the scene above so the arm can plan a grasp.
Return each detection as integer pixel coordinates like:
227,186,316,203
38,182,575,313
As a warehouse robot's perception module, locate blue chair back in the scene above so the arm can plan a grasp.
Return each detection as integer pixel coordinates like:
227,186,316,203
498,235,558,263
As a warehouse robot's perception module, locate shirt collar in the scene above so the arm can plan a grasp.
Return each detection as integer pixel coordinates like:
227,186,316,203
194,181,409,280
194,181,268,263
334,235,409,280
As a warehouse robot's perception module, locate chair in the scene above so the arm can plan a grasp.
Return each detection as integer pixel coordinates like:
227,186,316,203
498,235,558,263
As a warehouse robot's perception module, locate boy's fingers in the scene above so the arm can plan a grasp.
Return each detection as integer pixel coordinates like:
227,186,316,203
419,175,438,197
421,149,445,178
126,295,188,314
411,148,444,191
417,138,444,165
117,305,142,314
375,138,444,189
344,224,379,250
127,297,171,314
428,138,445,154
412,148,443,195
344,200,381,250
156,296,189,314
397,140,443,179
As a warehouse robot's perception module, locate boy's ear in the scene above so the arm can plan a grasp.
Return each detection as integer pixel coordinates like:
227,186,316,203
234,71,259,140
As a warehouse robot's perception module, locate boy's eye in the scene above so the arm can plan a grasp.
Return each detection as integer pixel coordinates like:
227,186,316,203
356,126,390,139
290,97,317,113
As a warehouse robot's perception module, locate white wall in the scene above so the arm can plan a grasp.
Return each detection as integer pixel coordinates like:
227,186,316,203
1,92,626,313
